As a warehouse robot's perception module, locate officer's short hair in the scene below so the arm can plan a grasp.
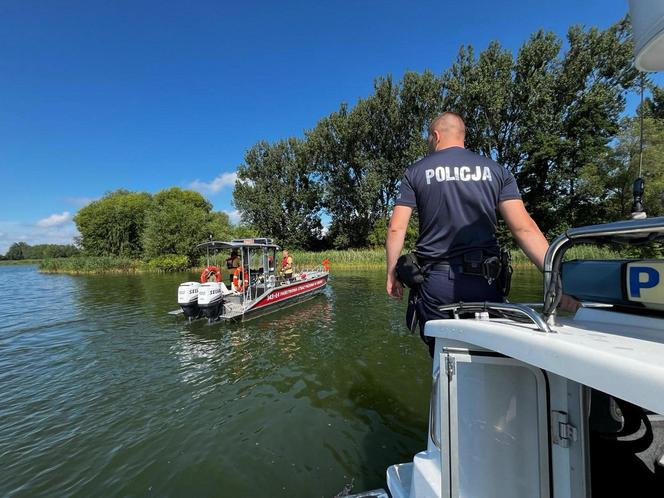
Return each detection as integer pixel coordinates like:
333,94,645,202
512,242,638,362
429,112,466,136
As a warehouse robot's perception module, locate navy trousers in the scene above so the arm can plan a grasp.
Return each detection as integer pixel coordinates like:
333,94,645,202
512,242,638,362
414,266,504,357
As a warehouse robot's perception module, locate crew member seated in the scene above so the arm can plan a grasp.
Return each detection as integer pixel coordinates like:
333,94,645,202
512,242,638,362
281,250,294,282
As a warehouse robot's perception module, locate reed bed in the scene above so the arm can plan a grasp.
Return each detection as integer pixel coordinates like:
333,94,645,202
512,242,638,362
38,245,633,274
39,256,143,274
292,245,628,270
0,259,43,266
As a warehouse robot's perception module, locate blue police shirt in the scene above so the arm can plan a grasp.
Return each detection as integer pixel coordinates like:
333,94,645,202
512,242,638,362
395,146,521,260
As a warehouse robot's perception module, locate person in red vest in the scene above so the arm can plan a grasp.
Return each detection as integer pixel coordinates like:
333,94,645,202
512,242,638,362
281,250,294,281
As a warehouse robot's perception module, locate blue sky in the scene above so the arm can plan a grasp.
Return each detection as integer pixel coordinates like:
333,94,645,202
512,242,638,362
0,0,657,253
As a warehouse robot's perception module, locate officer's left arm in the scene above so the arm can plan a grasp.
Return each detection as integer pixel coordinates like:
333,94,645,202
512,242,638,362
386,205,413,299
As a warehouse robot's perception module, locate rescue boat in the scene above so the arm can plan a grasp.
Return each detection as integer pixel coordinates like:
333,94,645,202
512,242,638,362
171,238,329,322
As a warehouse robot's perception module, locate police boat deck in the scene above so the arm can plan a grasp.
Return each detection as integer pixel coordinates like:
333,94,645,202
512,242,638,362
171,238,329,323
351,216,664,498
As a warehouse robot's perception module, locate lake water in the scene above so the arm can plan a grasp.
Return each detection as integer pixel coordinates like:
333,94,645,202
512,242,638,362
0,265,542,497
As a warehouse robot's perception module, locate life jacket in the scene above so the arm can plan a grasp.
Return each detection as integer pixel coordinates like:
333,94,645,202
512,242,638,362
282,256,293,275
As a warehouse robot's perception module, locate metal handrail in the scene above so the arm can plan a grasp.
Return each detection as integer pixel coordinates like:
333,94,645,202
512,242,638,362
437,301,553,333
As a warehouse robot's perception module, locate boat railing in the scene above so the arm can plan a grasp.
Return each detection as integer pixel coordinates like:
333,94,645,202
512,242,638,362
437,301,552,333
542,216,664,324
291,264,328,275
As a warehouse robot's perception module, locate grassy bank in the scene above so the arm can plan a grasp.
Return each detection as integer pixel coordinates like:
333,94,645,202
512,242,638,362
39,256,143,274
0,259,43,266
39,245,633,274
294,245,628,270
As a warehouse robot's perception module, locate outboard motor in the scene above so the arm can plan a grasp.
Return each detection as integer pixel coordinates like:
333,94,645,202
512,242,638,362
178,282,201,321
198,282,225,322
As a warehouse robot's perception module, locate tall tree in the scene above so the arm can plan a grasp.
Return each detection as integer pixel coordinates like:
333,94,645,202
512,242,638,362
308,71,442,248
233,137,323,249
5,242,30,260
142,187,224,263
442,18,637,237
74,190,152,257
604,116,664,220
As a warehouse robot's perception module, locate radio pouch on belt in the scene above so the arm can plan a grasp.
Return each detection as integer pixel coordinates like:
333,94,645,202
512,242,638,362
395,253,426,288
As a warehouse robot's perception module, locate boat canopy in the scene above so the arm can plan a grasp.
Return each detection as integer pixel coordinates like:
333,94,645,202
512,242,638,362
196,238,280,251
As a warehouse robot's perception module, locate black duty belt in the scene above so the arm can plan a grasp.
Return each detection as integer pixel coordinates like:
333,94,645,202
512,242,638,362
427,262,453,272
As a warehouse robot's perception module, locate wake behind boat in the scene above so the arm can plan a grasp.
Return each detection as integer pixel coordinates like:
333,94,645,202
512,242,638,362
171,238,329,322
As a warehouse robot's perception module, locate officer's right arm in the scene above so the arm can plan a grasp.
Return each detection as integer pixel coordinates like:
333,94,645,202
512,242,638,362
386,205,413,299
499,199,549,272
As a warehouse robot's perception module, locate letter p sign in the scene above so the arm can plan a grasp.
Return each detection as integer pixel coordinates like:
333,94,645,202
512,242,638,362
628,265,661,298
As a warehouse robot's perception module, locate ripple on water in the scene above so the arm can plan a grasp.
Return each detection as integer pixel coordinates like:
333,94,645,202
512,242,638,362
1,267,543,496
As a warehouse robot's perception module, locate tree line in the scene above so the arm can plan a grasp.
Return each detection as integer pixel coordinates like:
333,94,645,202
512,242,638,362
71,187,247,265
234,18,664,250
2,242,79,260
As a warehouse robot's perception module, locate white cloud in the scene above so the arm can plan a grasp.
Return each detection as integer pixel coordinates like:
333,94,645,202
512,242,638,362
36,211,72,228
189,171,237,194
224,210,241,224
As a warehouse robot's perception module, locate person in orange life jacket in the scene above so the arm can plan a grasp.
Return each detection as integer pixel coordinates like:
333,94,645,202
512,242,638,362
226,249,241,287
281,250,294,281
386,111,579,357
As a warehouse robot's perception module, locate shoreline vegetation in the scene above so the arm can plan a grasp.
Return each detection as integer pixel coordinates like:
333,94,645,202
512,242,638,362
37,246,627,275
0,259,44,266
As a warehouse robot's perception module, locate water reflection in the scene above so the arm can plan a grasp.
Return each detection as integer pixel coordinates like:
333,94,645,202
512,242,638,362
0,266,545,497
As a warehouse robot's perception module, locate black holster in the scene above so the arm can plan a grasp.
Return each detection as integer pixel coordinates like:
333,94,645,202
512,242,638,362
395,253,426,288
462,248,512,297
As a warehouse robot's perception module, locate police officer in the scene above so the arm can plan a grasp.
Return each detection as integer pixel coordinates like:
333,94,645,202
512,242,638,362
386,112,571,356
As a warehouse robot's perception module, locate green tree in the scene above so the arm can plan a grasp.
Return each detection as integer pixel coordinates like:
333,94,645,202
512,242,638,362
5,242,29,260
604,116,664,219
142,187,226,262
308,71,442,248
74,190,152,257
234,138,324,249
442,18,637,237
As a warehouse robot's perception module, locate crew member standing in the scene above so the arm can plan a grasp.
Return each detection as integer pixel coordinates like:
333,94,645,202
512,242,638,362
226,249,241,287
386,112,556,356
281,250,294,281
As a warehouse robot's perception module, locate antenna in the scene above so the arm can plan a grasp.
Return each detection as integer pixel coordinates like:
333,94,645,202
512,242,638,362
631,72,647,220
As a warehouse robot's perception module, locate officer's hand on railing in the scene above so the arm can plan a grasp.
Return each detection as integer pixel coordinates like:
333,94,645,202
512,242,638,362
558,293,581,313
387,272,403,299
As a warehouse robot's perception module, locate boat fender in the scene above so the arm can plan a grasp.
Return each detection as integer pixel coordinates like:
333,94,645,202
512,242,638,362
200,266,221,283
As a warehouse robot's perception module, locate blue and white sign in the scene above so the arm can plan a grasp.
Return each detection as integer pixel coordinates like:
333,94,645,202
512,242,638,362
626,262,664,310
